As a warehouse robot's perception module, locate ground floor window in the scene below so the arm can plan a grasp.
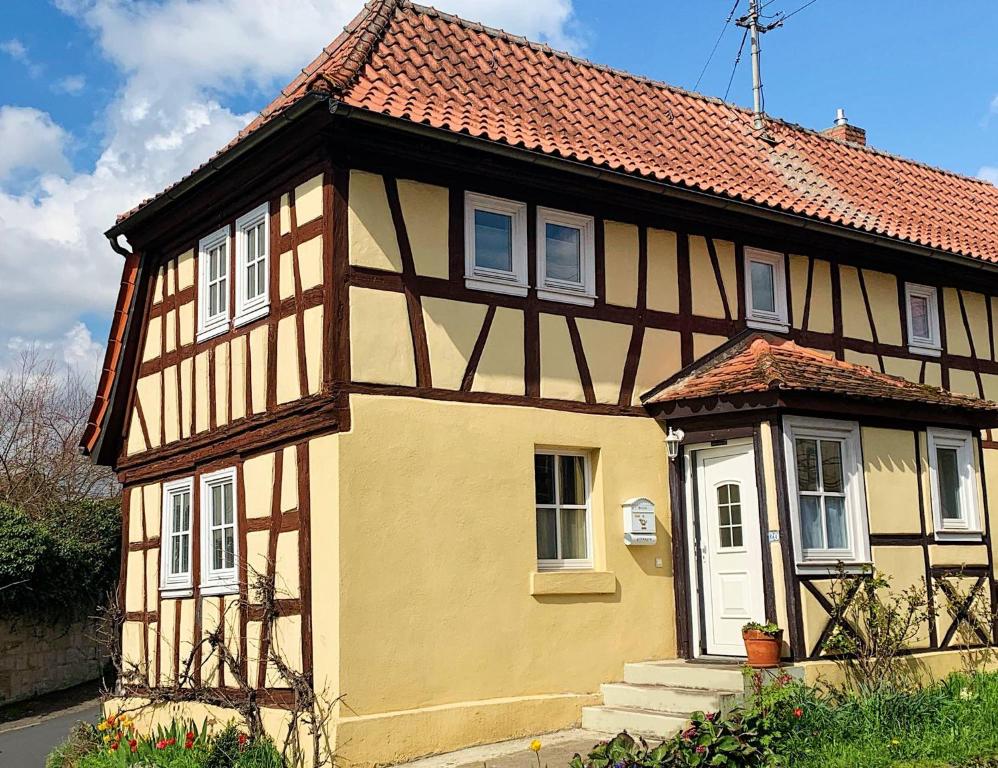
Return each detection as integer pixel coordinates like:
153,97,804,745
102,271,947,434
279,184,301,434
783,417,870,569
534,450,592,570
927,427,980,536
200,467,239,594
160,477,193,595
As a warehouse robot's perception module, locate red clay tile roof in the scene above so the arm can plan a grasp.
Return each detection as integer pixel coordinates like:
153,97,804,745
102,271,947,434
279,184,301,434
644,333,998,413
116,0,998,264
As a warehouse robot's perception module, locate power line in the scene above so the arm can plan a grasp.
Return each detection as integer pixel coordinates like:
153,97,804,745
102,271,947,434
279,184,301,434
723,27,749,102
772,0,820,24
693,0,743,92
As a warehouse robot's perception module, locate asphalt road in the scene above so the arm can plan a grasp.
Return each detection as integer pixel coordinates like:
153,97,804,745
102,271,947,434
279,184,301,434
0,701,101,767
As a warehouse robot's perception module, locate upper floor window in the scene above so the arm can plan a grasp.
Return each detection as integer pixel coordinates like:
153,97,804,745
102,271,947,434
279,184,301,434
464,192,528,296
234,203,270,326
783,417,870,569
905,283,941,355
160,477,194,596
927,428,980,537
536,207,596,306
744,247,788,331
534,450,593,570
200,467,239,595
197,226,231,342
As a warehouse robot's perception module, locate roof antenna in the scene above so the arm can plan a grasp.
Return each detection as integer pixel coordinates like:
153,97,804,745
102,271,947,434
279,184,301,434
736,0,782,132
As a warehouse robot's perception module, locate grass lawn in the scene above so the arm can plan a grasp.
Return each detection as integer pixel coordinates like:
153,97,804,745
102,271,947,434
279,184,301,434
768,672,998,768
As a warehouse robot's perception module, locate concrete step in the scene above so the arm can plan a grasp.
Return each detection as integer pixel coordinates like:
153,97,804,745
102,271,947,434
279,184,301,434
623,660,744,692
581,705,687,739
600,682,739,714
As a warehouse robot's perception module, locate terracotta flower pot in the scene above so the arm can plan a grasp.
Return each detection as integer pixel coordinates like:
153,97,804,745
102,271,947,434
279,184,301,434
743,628,783,668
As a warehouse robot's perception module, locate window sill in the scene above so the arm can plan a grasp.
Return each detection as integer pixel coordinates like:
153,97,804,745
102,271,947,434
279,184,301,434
908,344,942,358
746,317,789,333
234,304,270,328
196,323,229,344
795,561,871,576
160,587,193,599
200,583,239,597
537,288,596,307
934,530,983,542
464,276,529,297
530,570,616,596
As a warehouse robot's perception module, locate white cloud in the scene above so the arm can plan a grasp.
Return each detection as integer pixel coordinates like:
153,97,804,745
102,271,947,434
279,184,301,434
0,106,71,181
0,39,29,63
1,0,582,372
54,74,87,94
980,166,998,185
991,95,998,114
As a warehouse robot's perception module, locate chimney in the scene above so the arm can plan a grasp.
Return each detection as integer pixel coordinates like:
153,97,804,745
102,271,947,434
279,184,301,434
821,108,866,146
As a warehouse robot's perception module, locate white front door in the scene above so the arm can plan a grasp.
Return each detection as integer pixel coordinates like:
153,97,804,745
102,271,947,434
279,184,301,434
694,443,767,657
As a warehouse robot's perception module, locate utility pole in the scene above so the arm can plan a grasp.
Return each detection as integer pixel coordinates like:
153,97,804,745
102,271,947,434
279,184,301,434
736,0,782,131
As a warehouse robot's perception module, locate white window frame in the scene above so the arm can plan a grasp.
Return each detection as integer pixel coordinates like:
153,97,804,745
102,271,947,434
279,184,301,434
535,449,594,571
464,192,528,296
200,467,239,595
536,207,596,306
783,416,870,572
160,477,194,597
197,226,232,342
927,428,981,538
234,203,270,327
905,283,941,356
744,247,789,331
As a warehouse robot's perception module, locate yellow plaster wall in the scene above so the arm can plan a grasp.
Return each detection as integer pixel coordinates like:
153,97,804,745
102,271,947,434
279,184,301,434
244,452,274,519
298,235,324,290
689,236,726,319
179,302,194,347
249,326,268,414
230,336,247,422
279,250,294,301
646,228,678,313
950,368,981,398
872,546,931,647
330,394,674,763
350,287,415,386
758,421,790,652
962,291,990,358
863,269,902,346
862,428,921,534
194,351,209,433
295,174,324,224
136,375,161,449
165,309,176,353
348,170,402,272
633,328,682,404
399,179,449,279
539,313,584,401
304,305,323,395
214,342,229,426
421,297,488,390
839,266,872,341
576,318,631,404
177,249,194,290
280,193,291,235
693,333,727,360
143,316,162,362
309,433,340,701
276,316,300,405
944,288,972,357
179,357,193,439
472,307,524,396
163,366,179,444
604,221,639,308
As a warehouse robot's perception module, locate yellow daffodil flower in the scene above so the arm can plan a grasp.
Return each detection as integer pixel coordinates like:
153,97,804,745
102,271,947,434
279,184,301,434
530,739,542,752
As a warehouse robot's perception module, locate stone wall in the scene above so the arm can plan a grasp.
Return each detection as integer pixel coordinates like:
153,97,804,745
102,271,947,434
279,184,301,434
0,616,104,705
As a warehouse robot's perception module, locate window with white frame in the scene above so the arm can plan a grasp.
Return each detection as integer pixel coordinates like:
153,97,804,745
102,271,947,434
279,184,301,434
197,226,231,341
536,207,596,305
464,192,528,296
927,428,980,536
744,247,788,331
200,468,238,594
160,477,194,595
905,283,941,355
783,417,870,568
234,203,270,326
534,450,593,569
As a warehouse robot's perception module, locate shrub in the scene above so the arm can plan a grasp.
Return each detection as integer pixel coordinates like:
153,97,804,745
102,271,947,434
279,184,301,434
570,709,780,768
47,715,283,768
0,498,121,617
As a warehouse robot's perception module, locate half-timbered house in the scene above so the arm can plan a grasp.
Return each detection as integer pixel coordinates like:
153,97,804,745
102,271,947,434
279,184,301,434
83,0,998,764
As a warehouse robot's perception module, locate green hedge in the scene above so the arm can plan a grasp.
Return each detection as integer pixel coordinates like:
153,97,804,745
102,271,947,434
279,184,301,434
0,499,121,618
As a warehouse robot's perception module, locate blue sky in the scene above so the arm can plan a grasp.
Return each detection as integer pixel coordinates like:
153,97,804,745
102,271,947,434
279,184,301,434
0,0,996,373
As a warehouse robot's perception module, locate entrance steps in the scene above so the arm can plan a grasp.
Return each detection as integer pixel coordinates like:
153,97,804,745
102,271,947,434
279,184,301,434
581,660,744,739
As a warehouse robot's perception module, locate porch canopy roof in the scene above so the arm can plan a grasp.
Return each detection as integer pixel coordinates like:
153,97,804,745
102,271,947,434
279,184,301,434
642,332,998,429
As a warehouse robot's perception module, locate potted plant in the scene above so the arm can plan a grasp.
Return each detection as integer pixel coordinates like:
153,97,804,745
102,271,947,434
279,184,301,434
742,621,783,668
